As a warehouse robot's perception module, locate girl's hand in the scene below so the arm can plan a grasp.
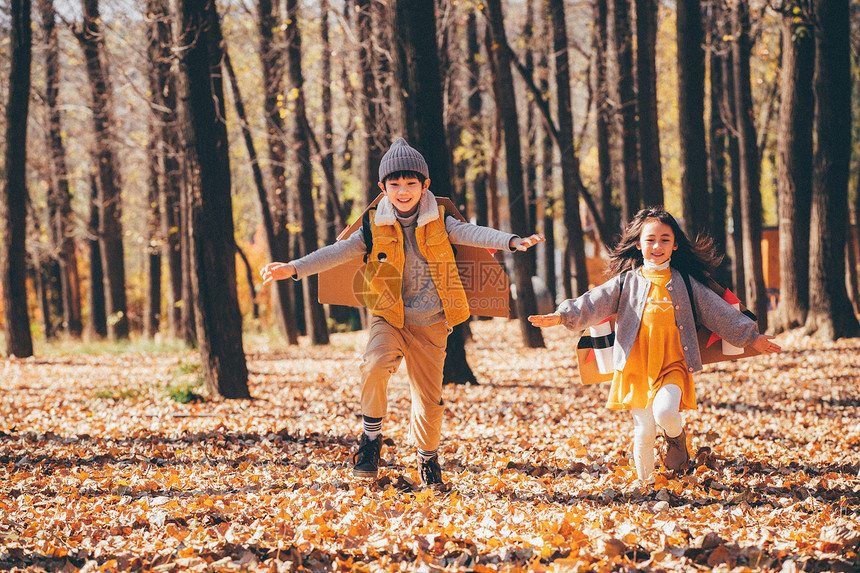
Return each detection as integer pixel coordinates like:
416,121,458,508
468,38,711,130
528,312,561,328
259,262,296,285
510,234,545,251
752,335,781,354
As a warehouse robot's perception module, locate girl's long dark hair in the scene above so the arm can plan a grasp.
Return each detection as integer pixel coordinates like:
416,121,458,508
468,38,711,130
607,207,723,283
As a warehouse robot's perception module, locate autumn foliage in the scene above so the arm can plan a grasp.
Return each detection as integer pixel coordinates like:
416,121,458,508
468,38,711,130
1,320,858,572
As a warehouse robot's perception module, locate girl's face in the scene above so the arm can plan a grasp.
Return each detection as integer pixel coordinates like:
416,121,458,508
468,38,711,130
637,219,677,265
378,176,430,217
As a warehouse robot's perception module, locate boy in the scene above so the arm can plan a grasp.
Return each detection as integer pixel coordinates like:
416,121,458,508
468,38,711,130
260,137,543,487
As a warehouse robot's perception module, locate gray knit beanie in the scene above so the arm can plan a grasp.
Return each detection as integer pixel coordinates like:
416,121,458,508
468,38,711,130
378,137,429,182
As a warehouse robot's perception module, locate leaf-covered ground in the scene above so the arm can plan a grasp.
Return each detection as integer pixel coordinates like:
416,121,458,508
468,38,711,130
1,320,859,572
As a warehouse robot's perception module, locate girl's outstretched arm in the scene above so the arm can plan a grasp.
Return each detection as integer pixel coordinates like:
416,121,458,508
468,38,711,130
528,312,561,328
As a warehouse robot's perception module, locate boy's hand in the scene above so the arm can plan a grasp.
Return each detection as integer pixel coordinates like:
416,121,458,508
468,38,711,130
510,234,545,251
528,312,561,328
751,334,781,354
259,262,296,285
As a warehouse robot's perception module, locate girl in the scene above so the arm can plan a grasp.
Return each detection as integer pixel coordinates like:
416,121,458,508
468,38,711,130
529,207,781,482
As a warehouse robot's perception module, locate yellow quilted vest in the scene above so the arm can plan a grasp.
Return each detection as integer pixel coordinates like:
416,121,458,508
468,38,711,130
363,206,470,328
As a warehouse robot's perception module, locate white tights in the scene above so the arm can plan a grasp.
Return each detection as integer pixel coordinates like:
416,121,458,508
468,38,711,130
630,384,684,481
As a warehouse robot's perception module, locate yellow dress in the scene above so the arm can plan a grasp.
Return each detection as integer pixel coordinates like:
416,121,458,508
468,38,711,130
606,267,696,411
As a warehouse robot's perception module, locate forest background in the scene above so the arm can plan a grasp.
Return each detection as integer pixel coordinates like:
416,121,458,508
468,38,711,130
2,2,860,571
1,0,860,394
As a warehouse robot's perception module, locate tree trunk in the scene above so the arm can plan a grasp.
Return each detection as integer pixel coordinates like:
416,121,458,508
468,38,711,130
173,0,249,398
706,0,730,287
88,176,108,338
593,0,617,240
356,0,383,203
39,0,83,338
539,2,557,304
388,0,479,383
805,0,859,339
286,0,329,345
320,0,339,244
485,0,545,348
145,135,162,338
548,0,590,297
30,262,53,341
339,0,357,176
722,39,745,300
236,244,259,320
146,0,183,340
731,0,768,332
256,0,299,345
78,0,129,340
608,0,640,224
522,0,538,272
772,7,814,333
484,26,502,233
144,0,167,339
1,0,34,358
677,0,710,237
468,11,489,229
853,144,860,315
180,174,197,347
636,0,664,208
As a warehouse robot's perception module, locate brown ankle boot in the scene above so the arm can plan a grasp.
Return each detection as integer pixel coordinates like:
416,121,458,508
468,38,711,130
662,429,690,471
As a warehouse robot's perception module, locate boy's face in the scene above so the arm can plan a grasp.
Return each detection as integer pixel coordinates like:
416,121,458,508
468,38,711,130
378,175,431,217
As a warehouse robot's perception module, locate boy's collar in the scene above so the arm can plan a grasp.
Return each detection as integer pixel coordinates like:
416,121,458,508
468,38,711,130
375,191,440,227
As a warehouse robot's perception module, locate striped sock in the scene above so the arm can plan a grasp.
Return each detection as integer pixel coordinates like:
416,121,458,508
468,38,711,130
417,448,437,461
363,416,383,440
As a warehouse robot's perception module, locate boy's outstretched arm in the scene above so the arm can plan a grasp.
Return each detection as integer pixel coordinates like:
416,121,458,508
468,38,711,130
510,234,545,251
259,262,296,285
751,334,781,354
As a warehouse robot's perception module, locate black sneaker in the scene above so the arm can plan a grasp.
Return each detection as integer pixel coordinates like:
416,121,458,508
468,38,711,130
418,454,445,487
352,434,382,478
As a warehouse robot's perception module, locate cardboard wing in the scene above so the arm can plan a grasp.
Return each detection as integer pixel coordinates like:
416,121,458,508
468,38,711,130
574,277,760,386
317,193,510,318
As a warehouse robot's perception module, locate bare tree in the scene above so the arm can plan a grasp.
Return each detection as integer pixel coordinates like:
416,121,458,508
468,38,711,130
1,0,34,358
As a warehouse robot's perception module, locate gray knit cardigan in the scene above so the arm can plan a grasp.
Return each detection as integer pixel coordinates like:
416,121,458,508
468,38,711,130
555,268,761,373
